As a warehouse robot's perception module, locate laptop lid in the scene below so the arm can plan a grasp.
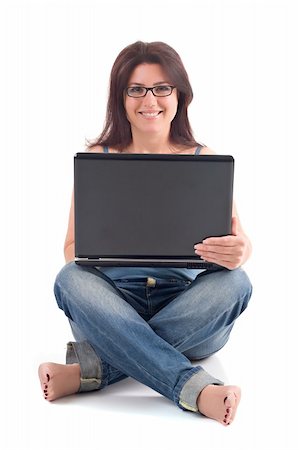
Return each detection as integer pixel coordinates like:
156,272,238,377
74,153,234,269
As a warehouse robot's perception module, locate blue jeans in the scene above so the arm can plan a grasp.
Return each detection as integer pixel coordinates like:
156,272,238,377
54,262,252,412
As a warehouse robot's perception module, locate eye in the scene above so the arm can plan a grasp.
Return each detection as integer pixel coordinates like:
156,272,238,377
154,85,171,93
127,86,144,94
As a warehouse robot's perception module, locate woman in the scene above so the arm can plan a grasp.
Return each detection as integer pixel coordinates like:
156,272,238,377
39,41,252,426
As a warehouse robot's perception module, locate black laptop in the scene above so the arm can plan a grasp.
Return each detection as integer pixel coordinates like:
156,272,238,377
74,153,234,269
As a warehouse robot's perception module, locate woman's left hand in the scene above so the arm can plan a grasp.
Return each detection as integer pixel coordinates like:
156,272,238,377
194,216,251,270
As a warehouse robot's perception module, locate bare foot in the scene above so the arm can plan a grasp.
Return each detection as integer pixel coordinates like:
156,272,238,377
197,385,241,426
38,362,81,401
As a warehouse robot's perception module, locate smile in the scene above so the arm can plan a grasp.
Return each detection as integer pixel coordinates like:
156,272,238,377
139,111,162,118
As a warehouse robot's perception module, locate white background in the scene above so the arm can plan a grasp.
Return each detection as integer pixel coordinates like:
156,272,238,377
0,0,298,449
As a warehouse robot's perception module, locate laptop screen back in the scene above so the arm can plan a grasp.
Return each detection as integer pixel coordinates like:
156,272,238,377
74,153,234,262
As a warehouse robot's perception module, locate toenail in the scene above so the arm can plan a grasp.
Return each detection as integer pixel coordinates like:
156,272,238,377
46,374,50,382
224,419,227,423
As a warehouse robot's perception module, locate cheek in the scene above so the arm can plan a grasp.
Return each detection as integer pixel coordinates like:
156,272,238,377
168,98,178,119
124,99,134,122
166,92,178,112
124,98,139,120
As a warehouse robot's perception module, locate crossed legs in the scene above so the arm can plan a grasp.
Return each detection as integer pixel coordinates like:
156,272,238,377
39,263,252,426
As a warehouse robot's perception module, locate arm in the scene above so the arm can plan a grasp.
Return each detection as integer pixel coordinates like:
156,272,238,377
64,189,75,263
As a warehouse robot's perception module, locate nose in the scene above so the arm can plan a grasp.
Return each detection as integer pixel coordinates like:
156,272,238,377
142,89,157,107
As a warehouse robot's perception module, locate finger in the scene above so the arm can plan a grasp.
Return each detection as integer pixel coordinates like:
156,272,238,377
196,250,237,263
198,254,238,270
200,249,243,269
195,244,239,256
201,235,243,246
201,236,236,246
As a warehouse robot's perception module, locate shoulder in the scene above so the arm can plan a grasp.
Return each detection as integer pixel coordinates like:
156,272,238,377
87,145,104,153
177,145,217,155
200,146,217,155
87,145,120,154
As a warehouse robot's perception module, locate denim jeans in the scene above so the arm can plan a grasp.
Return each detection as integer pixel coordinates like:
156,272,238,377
54,262,252,412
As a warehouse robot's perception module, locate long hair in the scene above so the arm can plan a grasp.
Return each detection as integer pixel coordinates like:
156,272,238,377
87,41,200,151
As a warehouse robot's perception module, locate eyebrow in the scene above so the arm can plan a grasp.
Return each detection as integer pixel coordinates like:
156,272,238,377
127,81,170,86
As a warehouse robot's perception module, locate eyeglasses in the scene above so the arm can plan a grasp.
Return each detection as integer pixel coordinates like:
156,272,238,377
126,85,176,98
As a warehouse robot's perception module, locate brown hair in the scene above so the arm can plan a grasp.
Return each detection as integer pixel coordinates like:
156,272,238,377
87,41,200,151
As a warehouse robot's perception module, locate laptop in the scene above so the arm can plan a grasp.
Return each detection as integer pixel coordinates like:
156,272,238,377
74,152,234,269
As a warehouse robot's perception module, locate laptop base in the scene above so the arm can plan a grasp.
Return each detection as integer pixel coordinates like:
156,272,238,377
75,257,222,270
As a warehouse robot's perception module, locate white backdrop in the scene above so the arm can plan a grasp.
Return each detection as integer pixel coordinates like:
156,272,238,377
0,1,298,449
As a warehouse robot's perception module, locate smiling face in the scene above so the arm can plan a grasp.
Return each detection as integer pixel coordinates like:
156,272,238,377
124,63,178,140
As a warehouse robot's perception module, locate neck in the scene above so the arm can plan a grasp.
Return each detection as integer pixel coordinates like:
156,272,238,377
127,131,174,154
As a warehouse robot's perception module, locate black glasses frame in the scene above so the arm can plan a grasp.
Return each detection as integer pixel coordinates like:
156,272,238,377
126,85,176,98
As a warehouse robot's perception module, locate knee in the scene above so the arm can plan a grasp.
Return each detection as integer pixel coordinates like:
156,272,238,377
53,263,124,317
213,268,252,318
229,268,253,311
53,262,104,309
54,262,81,292
54,262,82,310
194,267,253,314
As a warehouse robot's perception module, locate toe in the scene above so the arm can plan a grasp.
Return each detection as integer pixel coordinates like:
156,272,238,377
224,392,236,409
224,389,241,424
38,364,53,399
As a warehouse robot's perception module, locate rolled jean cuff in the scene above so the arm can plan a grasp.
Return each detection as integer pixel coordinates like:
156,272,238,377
66,341,102,392
178,367,224,412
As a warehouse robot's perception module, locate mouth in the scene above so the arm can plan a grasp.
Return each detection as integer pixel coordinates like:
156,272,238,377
139,111,163,118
